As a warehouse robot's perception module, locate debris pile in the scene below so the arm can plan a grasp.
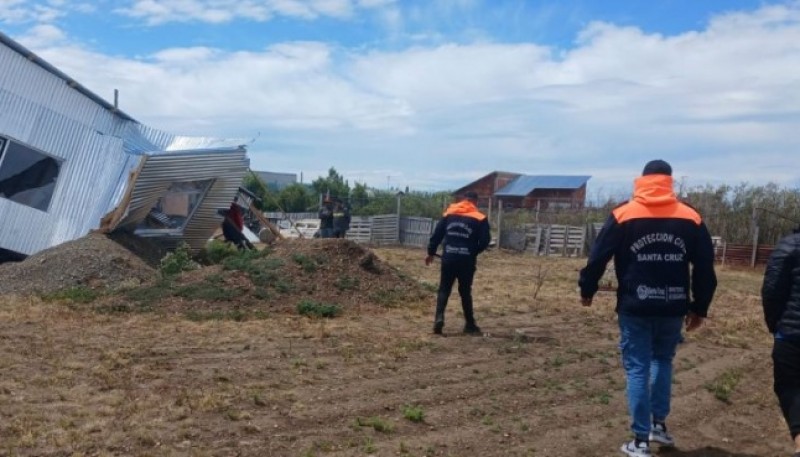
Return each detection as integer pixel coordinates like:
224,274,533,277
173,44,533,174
0,233,157,295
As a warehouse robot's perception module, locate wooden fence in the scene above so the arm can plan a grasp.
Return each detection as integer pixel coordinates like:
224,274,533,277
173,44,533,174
499,223,587,257
715,243,774,267
270,213,433,247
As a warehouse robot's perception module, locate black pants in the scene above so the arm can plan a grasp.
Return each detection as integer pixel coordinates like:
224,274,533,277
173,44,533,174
435,260,477,327
774,338,800,438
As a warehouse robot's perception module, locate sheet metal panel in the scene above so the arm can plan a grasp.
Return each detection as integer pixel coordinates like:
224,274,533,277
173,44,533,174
116,149,249,251
495,175,591,197
0,33,250,256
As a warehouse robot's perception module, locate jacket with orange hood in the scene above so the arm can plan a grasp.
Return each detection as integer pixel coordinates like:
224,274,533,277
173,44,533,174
579,174,717,317
428,199,491,263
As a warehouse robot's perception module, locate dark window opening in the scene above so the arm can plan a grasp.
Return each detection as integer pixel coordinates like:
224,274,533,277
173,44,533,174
0,137,62,212
135,179,214,236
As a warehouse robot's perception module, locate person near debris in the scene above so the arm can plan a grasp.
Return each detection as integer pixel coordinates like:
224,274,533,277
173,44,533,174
578,160,717,457
425,191,491,335
222,197,253,250
318,197,334,238
762,224,800,457
332,200,351,239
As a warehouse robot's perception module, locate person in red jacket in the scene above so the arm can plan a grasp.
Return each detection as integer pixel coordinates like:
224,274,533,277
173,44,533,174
579,160,717,457
222,197,253,250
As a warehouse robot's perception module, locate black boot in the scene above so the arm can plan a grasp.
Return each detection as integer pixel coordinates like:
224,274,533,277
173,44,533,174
461,297,481,334
433,301,446,335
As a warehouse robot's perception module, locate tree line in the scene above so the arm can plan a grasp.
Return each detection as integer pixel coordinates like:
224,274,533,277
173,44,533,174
246,169,799,246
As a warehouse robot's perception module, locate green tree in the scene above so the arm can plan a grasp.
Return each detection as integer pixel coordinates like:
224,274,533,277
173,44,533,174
278,183,315,212
311,167,350,202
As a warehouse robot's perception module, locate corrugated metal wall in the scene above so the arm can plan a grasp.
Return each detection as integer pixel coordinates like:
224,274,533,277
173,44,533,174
0,37,249,256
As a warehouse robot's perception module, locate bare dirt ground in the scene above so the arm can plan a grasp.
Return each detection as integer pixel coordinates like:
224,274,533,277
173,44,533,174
0,243,789,457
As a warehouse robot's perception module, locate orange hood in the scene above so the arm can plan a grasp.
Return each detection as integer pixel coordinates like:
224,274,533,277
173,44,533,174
613,174,701,224
443,200,486,221
631,174,677,206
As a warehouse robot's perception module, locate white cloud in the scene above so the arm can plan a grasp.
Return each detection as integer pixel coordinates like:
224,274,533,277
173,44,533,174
114,0,393,25
7,2,800,191
0,0,65,24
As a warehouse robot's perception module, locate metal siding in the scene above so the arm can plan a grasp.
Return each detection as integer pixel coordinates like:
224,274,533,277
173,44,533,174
116,150,249,251
495,175,591,197
0,34,250,256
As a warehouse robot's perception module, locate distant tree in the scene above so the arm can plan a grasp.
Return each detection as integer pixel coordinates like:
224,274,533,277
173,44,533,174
278,183,315,212
311,167,350,203
242,172,278,211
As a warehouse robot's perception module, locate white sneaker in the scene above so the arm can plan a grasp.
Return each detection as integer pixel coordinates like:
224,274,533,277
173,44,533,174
620,439,651,457
649,422,675,447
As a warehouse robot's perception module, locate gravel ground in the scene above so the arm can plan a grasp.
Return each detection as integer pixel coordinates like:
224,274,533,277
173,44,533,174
0,233,156,296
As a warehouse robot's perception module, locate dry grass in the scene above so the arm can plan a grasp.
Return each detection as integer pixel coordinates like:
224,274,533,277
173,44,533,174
0,247,786,457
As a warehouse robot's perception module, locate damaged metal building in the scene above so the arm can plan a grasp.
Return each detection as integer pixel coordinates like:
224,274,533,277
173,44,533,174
0,32,249,262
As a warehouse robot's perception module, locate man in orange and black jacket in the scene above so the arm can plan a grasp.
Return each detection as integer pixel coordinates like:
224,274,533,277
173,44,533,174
426,191,491,335
579,160,717,457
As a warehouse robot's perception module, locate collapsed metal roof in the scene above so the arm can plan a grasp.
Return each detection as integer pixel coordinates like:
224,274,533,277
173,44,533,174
494,175,591,197
0,31,250,257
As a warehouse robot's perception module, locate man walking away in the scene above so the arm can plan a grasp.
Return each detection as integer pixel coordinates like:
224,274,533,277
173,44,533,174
318,197,334,238
578,160,717,457
762,224,800,457
333,200,351,239
426,191,491,335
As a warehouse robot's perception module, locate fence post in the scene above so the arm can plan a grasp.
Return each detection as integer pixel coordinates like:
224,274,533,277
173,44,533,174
497,199,503,249
750,206,759,268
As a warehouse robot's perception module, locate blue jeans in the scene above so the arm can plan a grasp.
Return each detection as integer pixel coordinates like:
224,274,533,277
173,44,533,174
618,314,683,440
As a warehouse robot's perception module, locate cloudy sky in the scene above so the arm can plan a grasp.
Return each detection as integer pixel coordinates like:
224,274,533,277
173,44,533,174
2,0,799,198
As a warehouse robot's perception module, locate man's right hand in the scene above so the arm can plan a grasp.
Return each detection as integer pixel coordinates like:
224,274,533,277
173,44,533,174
425,255,435,266
685,312,705,332
581,296,592,307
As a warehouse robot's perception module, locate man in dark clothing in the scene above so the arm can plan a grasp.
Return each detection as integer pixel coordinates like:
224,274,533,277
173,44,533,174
579,160,717,457
762,225,800,457
222,197,253,250
318,197,334,238
332,200,351,239
426,191,491,335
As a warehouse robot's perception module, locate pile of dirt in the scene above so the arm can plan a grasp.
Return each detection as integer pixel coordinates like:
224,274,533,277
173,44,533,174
101,238,430,317
0,233,157,296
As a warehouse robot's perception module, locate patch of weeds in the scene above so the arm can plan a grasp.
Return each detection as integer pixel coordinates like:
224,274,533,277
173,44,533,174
184,309,248,322
160,243,199,278
362,437,376,454
548,355,565,368
297,300,340,318
419,281,438,293
253,287,271,300
481,415,494,426
335,275,360,291
355,416,394,433
42,285,101,304
402,404,425,423
174,281,243,302
705,369,741,403
274,278,295,293
123,279,174,304
96,302,154,314
292,253,319,273
595,391,612,405
202,240,239,264
369,288,404,307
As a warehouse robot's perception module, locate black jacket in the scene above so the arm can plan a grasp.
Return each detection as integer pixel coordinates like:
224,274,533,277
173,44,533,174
579,175,717,317
762,230,800,335
427,200,491,263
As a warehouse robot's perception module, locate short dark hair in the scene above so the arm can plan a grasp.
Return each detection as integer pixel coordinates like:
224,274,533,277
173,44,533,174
464,191,479,202
642,159,672,176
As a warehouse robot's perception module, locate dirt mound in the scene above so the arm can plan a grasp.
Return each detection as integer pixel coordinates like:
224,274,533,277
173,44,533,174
101,238,429,318
0,233,157,296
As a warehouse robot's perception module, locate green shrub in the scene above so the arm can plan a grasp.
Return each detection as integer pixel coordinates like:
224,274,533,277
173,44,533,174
159,243,199,277
203,240,239,264
291,253,318,273
297,300,340,318
355,416,394,433
705,369,741,403
402,405,425,423
124,279,174,304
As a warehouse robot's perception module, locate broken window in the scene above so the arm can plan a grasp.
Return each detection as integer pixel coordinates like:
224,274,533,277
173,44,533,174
0,137,62,212
134,179,214,235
